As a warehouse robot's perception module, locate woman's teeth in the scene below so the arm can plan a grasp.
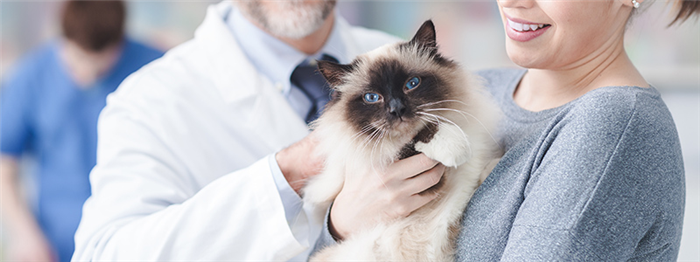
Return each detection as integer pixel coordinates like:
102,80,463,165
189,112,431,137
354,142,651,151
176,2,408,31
508,19,547,32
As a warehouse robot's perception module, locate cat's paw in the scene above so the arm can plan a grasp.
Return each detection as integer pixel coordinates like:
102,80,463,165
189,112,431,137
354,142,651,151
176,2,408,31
415,124,471,167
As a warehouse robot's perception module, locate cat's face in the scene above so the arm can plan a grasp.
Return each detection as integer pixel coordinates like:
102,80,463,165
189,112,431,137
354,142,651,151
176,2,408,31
318,20,463,146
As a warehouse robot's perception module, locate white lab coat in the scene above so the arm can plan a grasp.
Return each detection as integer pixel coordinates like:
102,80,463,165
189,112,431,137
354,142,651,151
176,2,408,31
72,2,399,261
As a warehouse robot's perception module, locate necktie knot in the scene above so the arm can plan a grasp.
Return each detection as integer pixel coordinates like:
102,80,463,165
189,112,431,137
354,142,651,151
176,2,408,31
290,54,338,124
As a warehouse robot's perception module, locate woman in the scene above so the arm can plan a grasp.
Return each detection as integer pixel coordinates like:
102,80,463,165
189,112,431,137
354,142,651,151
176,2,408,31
452,0,696,260
321,0,698,260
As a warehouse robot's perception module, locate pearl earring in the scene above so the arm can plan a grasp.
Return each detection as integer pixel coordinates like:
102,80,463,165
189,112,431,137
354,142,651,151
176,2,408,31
632,0,640,8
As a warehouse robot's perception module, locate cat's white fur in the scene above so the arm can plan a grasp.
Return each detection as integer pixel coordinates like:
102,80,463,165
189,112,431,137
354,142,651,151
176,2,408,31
304,39,500,261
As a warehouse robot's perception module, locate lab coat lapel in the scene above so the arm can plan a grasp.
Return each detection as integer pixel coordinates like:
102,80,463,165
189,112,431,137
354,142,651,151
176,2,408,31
195,2,309,151
336,19,365,63
194,2,257,105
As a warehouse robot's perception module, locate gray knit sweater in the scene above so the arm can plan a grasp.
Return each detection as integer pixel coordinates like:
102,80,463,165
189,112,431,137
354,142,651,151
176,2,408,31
312,68,685,261
455,68,685,261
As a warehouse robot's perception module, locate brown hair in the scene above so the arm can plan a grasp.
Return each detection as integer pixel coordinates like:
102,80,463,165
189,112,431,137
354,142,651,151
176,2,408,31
61,0,126,52
669,0,700,25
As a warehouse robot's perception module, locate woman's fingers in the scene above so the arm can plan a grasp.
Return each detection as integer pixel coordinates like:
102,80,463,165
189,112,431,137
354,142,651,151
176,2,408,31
388,153,439,180
403,191,441,216
404,163,445,195
329,154,447,240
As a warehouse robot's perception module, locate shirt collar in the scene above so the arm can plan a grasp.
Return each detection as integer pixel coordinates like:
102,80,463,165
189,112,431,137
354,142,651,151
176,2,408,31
226,5,347,94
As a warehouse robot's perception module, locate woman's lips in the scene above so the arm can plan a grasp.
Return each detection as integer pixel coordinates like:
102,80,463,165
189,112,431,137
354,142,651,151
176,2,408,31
505,17,551,42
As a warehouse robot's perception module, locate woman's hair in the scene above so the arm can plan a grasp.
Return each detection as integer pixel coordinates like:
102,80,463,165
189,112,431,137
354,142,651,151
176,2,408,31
670,0,700,25
61,0,126,52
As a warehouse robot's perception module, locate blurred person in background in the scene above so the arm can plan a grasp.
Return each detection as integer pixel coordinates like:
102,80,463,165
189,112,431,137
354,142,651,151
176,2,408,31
0,1,163,261
71,0,449,260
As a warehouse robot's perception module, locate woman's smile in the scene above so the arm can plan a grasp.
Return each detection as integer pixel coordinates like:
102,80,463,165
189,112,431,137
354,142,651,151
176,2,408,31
504,15,551,42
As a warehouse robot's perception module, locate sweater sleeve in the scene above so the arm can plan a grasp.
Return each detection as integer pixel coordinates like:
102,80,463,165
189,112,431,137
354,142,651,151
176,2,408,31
499,92,685,261
311,206,339,256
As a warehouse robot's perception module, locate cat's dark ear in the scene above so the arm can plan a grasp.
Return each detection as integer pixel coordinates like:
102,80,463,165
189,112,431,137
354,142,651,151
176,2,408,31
410,20,437,49
317,60,353,87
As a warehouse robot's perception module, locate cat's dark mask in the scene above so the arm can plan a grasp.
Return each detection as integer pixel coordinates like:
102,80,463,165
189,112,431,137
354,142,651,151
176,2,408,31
315,20,460,147
318,20,441,88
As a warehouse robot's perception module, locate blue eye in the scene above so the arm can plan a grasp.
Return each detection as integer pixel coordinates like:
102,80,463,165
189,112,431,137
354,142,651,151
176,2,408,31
406,77,420,90
364,93,381,103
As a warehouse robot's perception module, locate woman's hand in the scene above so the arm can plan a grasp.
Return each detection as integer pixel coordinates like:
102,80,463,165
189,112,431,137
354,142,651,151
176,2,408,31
329,154,445,240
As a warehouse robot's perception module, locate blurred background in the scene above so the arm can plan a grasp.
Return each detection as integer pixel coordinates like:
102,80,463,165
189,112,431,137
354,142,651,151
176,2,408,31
1,0,697,261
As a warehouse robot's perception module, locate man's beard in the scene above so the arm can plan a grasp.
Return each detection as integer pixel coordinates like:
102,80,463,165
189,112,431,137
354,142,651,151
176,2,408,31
239,0,337,39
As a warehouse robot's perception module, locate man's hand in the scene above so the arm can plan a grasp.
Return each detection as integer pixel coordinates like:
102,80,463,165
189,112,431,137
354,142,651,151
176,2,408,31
276,132,324,194
329,154,445,240
7,229,56,262
1,156,57,262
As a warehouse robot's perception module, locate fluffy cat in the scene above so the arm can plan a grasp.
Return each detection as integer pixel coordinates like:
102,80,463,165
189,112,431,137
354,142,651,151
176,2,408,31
304,20,500,261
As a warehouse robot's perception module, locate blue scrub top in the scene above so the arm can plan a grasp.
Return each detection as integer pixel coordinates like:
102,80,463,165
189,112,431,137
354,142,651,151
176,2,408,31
0,38,163,262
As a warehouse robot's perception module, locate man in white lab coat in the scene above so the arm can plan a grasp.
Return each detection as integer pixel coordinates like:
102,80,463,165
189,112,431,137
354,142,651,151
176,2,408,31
72,1,445,261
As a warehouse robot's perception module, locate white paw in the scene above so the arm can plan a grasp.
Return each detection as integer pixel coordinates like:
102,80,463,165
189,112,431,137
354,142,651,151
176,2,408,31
415,124,471,167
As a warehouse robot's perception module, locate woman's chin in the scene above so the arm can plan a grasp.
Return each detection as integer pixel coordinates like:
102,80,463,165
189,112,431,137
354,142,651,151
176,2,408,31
507,56,539,69
506,46,538,69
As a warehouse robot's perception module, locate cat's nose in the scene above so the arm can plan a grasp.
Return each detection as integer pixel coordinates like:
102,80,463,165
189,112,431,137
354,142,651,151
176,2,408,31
389,98,407,118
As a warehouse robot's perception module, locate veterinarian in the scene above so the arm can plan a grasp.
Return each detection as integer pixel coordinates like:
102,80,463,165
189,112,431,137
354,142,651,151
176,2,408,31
314,0,697,260
71,0,446,260
0,1,162,262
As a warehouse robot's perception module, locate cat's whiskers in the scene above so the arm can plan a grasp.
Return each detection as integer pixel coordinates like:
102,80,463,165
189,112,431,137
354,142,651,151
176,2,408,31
418,112,468,141
360,121,391,161
370,128,384,166
359,125,383,155
416,99,470,109
351,120,384,144
351,125,373,140
418,116,437,126
416,111,473,157
367,125,390,190
423,108,498,144
418,112,443,127
360,121,383,144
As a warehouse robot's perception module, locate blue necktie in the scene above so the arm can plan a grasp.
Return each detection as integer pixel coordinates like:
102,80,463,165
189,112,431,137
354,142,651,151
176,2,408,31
290,54,338,124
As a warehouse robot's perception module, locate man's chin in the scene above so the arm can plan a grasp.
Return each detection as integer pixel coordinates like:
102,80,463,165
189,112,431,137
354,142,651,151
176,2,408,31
266,21,325,40
237,0,336,40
